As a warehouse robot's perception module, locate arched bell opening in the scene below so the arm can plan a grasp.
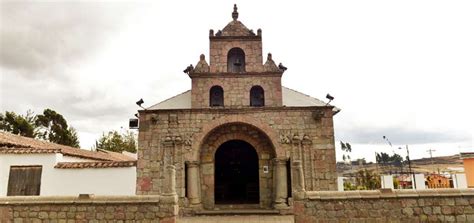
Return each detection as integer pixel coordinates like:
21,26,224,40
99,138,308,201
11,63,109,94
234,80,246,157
250,85,265,107
209,85,224,107
227,48,246,73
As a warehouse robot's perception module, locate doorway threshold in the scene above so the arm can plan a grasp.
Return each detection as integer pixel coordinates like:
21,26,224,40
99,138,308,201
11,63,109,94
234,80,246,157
196,209,279,215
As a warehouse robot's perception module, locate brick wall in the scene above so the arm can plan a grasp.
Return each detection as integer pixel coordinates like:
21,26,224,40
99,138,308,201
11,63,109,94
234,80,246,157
0,195,178,222
294,189,474,222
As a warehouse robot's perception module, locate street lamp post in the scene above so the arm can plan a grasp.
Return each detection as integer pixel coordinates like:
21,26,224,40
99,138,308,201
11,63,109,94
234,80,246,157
382,136,416,189
403,145,416,189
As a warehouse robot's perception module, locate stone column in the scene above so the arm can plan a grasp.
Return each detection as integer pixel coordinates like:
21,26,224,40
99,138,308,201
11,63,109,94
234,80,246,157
274,158,288,209
292,160,306,199
186,161,201,205
163,165,177,196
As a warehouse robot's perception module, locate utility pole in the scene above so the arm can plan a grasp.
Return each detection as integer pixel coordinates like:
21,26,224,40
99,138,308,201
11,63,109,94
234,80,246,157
427,148,436,173
406,145,415,189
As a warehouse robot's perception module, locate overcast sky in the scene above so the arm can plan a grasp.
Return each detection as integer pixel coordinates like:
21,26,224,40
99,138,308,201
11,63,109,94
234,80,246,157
1,0,473,162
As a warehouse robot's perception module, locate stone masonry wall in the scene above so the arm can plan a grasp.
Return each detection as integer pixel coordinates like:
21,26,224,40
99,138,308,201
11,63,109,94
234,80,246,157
0,195,178,222
294,189,474,222
137,107,337,201
209,38,263,73
190,74,282,108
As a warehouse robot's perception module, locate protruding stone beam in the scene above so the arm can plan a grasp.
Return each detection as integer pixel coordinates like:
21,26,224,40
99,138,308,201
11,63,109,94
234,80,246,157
186,161,201,205
274,158,288,209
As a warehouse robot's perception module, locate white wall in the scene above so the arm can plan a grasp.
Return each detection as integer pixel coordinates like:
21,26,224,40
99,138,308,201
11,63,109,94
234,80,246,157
59,155,97,162
381,175,394,189
46,166,136,196
0,153,57,196
0,153,136,196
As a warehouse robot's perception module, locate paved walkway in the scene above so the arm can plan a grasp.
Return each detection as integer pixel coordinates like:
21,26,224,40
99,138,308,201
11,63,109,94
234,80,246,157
178,215,294,223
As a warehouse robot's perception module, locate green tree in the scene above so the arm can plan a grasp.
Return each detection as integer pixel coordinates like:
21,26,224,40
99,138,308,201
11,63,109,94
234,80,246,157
94,130,137,153
36,109,79,147
390,153,403,167
376,152,404,174
0,110,37,137
340,141,352,165
376,152,391,166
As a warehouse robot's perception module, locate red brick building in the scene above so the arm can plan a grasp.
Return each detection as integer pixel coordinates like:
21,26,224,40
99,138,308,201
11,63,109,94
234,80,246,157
136,5,339,211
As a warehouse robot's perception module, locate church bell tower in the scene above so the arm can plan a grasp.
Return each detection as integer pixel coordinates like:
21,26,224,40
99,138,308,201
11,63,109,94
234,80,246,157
185,4,287,109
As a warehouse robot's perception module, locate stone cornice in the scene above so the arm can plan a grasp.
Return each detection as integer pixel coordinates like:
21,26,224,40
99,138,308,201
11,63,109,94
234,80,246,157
302,189,474,201
188,72,283,78
139,106,334,114
209,36,261,41
0,195,178,205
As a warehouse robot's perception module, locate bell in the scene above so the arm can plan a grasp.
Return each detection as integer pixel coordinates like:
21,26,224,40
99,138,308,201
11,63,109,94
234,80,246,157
234,58,242,66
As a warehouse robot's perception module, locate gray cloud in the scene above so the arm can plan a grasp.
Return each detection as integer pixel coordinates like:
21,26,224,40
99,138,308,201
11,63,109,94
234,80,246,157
336,126,471,145
0,1,141,78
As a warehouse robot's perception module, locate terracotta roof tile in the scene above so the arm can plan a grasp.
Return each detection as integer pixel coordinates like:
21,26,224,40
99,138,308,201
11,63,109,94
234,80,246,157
54,161,136,169
0,131,136,161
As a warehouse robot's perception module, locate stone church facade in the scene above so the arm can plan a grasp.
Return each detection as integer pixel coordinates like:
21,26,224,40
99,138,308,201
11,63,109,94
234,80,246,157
136,5,339,211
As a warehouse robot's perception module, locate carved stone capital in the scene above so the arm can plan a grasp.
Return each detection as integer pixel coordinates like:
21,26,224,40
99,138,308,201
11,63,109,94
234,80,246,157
273,158,287,165
186,161,200,167
279,131,313,145
161,134,193,147
292,160,303,167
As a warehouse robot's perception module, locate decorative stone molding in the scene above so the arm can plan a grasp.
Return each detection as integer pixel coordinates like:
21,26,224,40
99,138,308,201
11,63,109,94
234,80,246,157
193,54,210,73
161,134,193,147
263,53,281,72
279,131,312,145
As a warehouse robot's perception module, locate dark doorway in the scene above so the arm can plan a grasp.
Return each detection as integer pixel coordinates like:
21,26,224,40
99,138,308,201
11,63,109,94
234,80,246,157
215,140,259,204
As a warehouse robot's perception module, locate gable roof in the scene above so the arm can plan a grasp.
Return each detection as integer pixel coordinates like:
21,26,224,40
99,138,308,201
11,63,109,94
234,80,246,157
147,86,340,113
0,131,135,162
221,20,253,37
148,90,191,110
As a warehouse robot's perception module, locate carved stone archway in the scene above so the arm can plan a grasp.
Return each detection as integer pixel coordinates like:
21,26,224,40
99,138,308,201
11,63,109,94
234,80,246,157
190,115,285,161
186,122,288,209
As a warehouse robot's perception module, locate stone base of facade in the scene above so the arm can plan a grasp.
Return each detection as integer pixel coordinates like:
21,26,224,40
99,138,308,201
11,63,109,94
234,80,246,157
3,189,473,222
0,195,178,222
294,189,474,222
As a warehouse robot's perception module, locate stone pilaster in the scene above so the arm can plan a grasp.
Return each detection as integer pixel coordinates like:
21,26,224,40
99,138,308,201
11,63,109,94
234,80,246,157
292,160,306,199
273,158,288,209
186,161,201,205
163,165,177,196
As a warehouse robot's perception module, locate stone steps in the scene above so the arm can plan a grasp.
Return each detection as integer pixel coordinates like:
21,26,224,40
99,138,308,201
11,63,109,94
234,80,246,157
195,209,280,215
178,215,294,223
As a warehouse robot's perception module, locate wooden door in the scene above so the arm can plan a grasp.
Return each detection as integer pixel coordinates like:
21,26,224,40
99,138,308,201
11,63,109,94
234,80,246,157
7,166,42,196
